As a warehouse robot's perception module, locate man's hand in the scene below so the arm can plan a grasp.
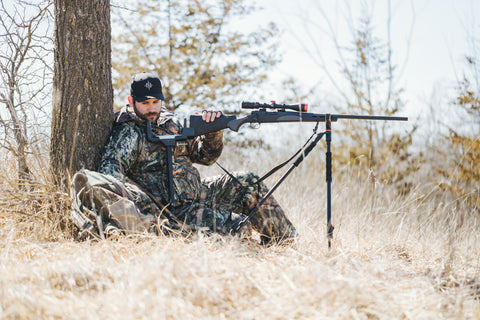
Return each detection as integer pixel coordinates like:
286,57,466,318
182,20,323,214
202,110,222,123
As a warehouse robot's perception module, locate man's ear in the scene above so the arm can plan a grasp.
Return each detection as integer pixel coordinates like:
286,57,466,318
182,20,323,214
127,96,134,107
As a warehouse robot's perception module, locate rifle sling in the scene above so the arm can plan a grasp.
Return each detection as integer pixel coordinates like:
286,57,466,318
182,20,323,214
215,122,320,187
257,122,320,183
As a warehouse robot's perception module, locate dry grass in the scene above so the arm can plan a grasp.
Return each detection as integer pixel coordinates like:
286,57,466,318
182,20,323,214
1,148,480,319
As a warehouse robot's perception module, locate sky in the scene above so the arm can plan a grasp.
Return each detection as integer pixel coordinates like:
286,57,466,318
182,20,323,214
235,0,478,126
2,0,477,136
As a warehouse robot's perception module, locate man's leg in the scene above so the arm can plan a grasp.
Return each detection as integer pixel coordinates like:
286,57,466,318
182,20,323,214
201,172,297,243
70,169,163,237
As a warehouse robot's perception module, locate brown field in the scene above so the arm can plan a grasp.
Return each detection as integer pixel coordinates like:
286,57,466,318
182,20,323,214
1,146,480,319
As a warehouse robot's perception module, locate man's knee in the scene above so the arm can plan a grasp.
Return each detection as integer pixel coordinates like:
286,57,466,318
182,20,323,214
235,171,260,183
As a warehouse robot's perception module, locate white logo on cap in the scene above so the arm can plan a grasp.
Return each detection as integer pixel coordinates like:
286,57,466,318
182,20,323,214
145,81,153,91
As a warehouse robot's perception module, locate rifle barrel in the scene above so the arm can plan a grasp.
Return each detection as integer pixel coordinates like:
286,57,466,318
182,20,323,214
253,111,408,123
332,114,408,121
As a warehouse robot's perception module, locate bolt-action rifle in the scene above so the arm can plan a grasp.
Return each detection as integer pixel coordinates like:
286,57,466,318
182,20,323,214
146,101,408,247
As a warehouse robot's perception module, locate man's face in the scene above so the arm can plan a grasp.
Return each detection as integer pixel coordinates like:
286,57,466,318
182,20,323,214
132,98,162,122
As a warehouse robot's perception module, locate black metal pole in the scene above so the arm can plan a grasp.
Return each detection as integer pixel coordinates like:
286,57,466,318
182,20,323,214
325,114,334,248
146,121,177,218
165,145,175,217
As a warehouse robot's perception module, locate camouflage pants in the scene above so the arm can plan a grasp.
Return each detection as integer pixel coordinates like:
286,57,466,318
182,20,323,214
70,169,297,242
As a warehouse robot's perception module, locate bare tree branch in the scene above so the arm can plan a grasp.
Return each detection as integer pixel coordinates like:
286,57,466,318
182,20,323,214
0,0,53,185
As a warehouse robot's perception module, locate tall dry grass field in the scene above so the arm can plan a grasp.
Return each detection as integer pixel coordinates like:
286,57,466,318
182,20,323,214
1,145,480,319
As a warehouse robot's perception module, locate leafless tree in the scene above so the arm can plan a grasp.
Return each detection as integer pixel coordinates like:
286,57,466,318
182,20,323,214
289,0,418,185
0,0,53,186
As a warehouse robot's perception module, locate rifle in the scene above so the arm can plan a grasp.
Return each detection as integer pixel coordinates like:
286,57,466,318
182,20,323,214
146,101,408,247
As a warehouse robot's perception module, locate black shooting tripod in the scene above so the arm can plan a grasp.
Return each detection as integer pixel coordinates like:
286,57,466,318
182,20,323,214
146,108,407,247
146,116,335,247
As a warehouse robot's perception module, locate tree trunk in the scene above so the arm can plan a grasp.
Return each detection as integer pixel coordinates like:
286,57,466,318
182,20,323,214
51,0,113,189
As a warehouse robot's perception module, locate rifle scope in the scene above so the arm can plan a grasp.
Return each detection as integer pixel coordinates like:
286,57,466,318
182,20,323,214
242,101,308,112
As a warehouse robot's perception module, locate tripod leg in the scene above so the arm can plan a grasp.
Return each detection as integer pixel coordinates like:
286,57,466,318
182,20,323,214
326,114,334,248
165,145,175,217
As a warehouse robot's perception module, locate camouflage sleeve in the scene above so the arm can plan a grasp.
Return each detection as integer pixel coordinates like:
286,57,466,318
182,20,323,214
98,123,140,180
188,130,224,165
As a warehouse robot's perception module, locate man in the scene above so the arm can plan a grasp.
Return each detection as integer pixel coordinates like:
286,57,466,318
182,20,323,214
70,72,297,244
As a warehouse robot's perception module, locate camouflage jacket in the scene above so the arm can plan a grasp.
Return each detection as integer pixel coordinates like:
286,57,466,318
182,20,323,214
98,107,223,207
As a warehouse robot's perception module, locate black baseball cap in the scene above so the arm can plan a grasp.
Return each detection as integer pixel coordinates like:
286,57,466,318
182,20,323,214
130,72,165,102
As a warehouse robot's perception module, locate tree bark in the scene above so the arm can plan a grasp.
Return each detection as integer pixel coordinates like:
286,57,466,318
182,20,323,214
51,0,113,189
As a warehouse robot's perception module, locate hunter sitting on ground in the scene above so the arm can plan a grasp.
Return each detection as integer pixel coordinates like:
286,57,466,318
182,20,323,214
70,72,297,244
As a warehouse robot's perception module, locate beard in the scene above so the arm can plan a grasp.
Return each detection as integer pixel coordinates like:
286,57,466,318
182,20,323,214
133,105,159,122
